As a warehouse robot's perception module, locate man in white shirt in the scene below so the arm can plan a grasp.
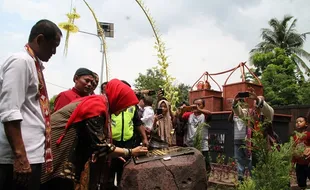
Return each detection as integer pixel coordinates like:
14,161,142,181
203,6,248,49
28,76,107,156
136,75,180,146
182,99,212,175
140,96,154,135
0,19,62,190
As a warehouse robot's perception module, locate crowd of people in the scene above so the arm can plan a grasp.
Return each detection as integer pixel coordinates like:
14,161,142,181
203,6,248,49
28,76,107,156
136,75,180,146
230,91,310,189
0,19,213,190
0,19,310,190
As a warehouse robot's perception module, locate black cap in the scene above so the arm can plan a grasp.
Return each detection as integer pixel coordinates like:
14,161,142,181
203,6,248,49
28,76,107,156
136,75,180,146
73,68,94,82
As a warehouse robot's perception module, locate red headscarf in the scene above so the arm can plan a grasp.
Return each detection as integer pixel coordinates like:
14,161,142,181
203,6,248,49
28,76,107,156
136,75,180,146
105,79,138,113
56,78,138,145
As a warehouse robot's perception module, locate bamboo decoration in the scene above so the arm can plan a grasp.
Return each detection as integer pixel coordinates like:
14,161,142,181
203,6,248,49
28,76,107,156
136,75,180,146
82,0,110,81
135,0,179,110
58,7,80,56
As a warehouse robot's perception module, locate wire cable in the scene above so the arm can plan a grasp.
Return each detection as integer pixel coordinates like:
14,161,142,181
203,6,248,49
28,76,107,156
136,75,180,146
46,82,69,90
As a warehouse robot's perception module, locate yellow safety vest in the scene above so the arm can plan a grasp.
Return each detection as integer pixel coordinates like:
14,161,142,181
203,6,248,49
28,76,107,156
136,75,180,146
111,106,136,141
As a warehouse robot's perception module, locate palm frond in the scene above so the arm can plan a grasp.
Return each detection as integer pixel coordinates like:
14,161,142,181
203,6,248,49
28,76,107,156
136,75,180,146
286,18,297,34
292,48,310,59
291,54,310,74
58,7,80,56
83,0,110,81
251,42,277,53
135,0,179,110
300,32,310,41
285,33,305,48
281,15,294,29
261,28,277,45
269,18,281,31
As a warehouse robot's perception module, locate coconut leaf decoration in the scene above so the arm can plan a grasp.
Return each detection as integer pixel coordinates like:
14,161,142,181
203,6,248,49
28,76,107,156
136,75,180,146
58,7,80,56
135,0,179,110
82,0,110,81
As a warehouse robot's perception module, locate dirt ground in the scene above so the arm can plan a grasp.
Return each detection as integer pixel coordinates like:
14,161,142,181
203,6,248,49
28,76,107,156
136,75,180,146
207,182,310,190
208,185,235,190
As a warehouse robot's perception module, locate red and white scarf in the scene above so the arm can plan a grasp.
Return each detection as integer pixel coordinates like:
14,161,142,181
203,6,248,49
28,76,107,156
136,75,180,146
25,44,53,173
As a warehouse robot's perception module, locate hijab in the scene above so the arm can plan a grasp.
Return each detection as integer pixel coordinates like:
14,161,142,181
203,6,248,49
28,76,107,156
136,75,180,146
56,78,138,145
105,79,138,114
157,100,174,144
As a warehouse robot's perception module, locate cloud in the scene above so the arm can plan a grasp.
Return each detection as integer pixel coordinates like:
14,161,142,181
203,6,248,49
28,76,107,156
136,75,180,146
46,12,249,96
226,0,310,49
0,0,309,99
108,15,249,91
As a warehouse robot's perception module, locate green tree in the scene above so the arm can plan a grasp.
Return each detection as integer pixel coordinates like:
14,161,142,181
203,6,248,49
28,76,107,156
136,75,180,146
253,48,302,105
250,15,310,76
237,115,299,190
134,67,165,90
135,67,191,106
298,79,310,105
49,95,57,112
176,83,190,104
252,47,310,106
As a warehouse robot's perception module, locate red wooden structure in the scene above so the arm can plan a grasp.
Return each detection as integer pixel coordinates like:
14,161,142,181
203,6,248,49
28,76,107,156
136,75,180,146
189,62,263,111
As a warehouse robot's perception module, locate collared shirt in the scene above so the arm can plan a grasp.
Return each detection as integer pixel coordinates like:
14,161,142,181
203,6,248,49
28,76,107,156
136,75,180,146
54,87,84,112
0,51,45,164
140,106,154,130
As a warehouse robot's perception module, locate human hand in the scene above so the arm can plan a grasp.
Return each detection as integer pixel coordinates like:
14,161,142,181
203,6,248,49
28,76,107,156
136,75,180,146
118,157,126,162
304,147,310,159
132,146,148,157
234,93,241,101
248,92,258,100
142,138,149,147
154,114,163,122
157,89,164,99
145,127,151,134
13,154,32,187
190,104,198,110
140,90,149,94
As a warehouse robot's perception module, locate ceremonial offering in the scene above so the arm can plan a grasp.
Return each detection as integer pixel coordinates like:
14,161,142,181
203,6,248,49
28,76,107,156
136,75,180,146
133,146,196,164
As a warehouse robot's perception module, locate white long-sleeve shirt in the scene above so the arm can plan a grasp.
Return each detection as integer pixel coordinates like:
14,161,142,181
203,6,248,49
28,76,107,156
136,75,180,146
140,106,154,130
0,51,45,164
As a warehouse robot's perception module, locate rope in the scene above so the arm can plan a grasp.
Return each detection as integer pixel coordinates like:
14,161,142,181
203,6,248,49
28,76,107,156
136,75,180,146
207,64,240,76
191,62,262,90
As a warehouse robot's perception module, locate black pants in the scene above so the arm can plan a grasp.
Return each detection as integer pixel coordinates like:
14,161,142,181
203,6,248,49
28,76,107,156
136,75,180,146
202,151,211,174
0,164,42,190
296,163,310,188
40,177,74,190
107,139,134,188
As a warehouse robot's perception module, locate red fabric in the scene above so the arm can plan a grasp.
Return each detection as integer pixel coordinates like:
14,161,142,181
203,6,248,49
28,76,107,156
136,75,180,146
182,112,210,121
293,131,310,165
105,79,139,114
56,79,138,145
67,78,138,129
25,44,53,173
54,88,84,112
182,112,192,120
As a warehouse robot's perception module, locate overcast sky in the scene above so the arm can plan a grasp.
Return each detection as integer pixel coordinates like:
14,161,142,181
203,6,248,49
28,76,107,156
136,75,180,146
0,0,309,97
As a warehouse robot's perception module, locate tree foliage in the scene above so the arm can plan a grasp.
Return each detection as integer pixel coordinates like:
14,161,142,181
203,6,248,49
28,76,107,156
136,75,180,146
49,95,57,112
176,83,191,104
134,67,165,91
135,0,179,109
134,67,190,105
237,116,299,190
251,15,310,76
298,79,310,105
252,48,309,106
